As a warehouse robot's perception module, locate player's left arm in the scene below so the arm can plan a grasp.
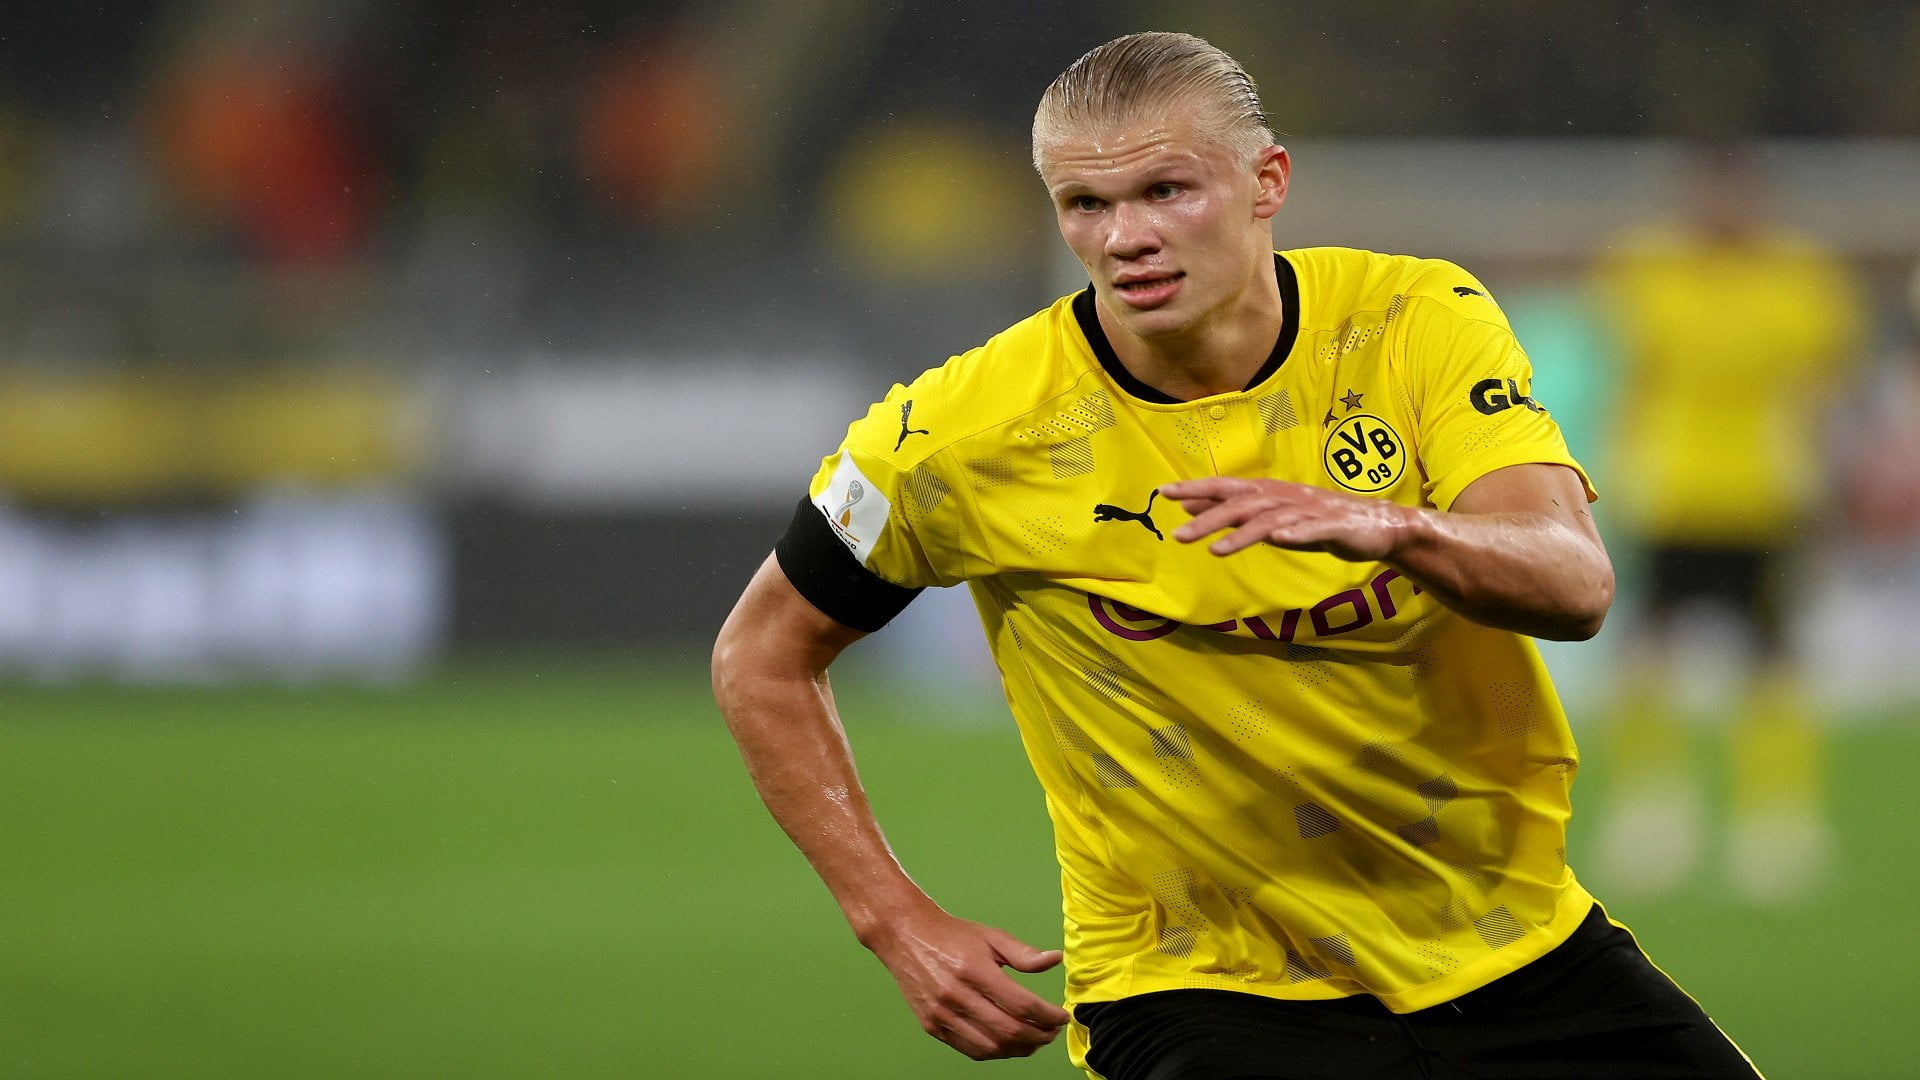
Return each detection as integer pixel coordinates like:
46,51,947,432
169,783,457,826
1165,464,1612,640
1166,263,1613,639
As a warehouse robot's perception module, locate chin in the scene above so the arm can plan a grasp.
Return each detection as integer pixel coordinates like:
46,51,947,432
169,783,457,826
1129,315,1195,341
1105,299,1195,341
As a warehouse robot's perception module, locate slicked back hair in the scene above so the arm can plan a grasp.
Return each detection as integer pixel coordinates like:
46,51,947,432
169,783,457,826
1032,32,1274,173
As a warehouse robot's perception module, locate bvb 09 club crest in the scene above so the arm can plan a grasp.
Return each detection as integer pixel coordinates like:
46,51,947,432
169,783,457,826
1323,413,1406,493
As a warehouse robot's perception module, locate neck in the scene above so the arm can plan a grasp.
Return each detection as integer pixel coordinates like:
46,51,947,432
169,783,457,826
1097,254,1284,401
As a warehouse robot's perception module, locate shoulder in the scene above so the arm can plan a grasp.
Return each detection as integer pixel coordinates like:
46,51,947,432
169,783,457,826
1397,256,1513,334
1285,246,1513,334
841,292,1094,470
1283,246,1419,309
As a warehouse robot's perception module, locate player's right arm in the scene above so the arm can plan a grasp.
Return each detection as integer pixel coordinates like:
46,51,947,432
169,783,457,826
711,553,1069,1060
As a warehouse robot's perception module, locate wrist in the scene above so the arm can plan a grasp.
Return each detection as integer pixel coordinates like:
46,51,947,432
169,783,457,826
847,889,940,951
1382,500,1435,560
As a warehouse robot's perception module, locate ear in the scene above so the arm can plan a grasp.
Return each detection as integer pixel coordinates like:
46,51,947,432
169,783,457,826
1252,145,1290,221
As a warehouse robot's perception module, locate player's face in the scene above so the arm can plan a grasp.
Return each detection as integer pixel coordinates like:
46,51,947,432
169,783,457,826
1039,110,1287,343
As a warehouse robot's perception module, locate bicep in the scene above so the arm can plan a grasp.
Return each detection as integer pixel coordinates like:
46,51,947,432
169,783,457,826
1450,464,1603,547
714,554,869,681
1436,463,1614,638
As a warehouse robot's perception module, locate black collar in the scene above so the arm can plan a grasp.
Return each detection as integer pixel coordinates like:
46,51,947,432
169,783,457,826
1071,253,1301,405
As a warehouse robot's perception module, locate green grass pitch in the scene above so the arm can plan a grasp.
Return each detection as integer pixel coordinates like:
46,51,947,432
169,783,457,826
1,658,1913,1077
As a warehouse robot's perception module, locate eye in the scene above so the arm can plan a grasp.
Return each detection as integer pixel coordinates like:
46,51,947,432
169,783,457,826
1146,182,1182,200
1067,194,1105,212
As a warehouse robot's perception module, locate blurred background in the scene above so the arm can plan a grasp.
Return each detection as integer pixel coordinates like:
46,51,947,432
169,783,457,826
2,1,1917,1076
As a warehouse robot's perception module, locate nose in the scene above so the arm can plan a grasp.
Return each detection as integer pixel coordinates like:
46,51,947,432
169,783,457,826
1104,200,1160,260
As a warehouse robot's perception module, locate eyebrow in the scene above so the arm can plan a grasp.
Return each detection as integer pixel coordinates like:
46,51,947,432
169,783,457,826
1047,162,1196,198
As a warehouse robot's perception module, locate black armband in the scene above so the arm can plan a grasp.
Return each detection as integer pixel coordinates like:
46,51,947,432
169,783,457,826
774,496,922,632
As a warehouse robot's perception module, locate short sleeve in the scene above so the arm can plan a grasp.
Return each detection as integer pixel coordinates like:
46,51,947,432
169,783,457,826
1398,266,1598,511
776,381,978,628
774,495,921,632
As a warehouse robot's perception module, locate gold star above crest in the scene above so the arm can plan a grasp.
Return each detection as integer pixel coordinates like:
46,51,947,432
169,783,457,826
1321,409,1337,427
1340,389,1365,412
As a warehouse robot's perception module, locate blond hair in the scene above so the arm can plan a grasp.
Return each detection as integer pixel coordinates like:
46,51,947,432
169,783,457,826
1032,32,1274,172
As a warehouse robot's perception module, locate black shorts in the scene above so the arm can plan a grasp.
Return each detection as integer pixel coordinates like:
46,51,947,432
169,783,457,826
1075,906,1761,1080
1642,544,1787,657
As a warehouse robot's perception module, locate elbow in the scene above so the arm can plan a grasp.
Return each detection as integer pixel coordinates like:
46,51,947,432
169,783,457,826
1550,564,1616,642
1557,611,1607,643
710,602,829,726
710,636,733,704
711,627,775,742
710,610,756,716
710,617,736,680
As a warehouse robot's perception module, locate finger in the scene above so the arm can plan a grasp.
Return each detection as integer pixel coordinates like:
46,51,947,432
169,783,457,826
985,1027,1058,1058
949,989,1058,1054
1211,514,1339,556
1209,515,1303,556
993,936,1064,974
1171,496,1226,518
981,948,1071,1030
924,992,1017,1060
925,1011,1002,1061
984,983,1070,1032
1161,477,1262,501
1173,498,1280,543
977,967,1070,1030
956,967,1057,1029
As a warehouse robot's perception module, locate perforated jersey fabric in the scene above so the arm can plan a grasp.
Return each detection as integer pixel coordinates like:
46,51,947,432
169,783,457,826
790,247,1598,1074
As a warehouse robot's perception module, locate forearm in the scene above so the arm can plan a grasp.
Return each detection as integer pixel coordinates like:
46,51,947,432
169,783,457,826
713,656,935,944
1167,465,1614,640
1388,504,1612,640
712,557,1069,1061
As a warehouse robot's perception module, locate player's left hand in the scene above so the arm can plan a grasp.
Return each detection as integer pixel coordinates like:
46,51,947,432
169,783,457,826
1164,477,1412,561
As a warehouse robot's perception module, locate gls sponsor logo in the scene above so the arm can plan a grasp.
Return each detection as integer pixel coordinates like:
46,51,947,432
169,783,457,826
1088,567,1422,644
1469,378,1544,415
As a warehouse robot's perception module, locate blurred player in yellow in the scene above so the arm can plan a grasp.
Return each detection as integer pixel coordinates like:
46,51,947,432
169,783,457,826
716,33,1761,1078
1592,146,1865,907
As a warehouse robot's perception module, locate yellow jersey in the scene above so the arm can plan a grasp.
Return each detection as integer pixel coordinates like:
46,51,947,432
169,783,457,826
782,247,1599,1072
1593,224,1863,544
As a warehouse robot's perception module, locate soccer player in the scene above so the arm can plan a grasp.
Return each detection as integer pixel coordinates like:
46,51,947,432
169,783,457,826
1591,146,1865,906
714,32,1762,1079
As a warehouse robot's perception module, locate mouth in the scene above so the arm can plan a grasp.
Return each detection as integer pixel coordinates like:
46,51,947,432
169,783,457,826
1112,272,1186,309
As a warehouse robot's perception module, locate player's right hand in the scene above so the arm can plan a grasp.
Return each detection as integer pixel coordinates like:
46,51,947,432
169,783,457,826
863,906,1069,1060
